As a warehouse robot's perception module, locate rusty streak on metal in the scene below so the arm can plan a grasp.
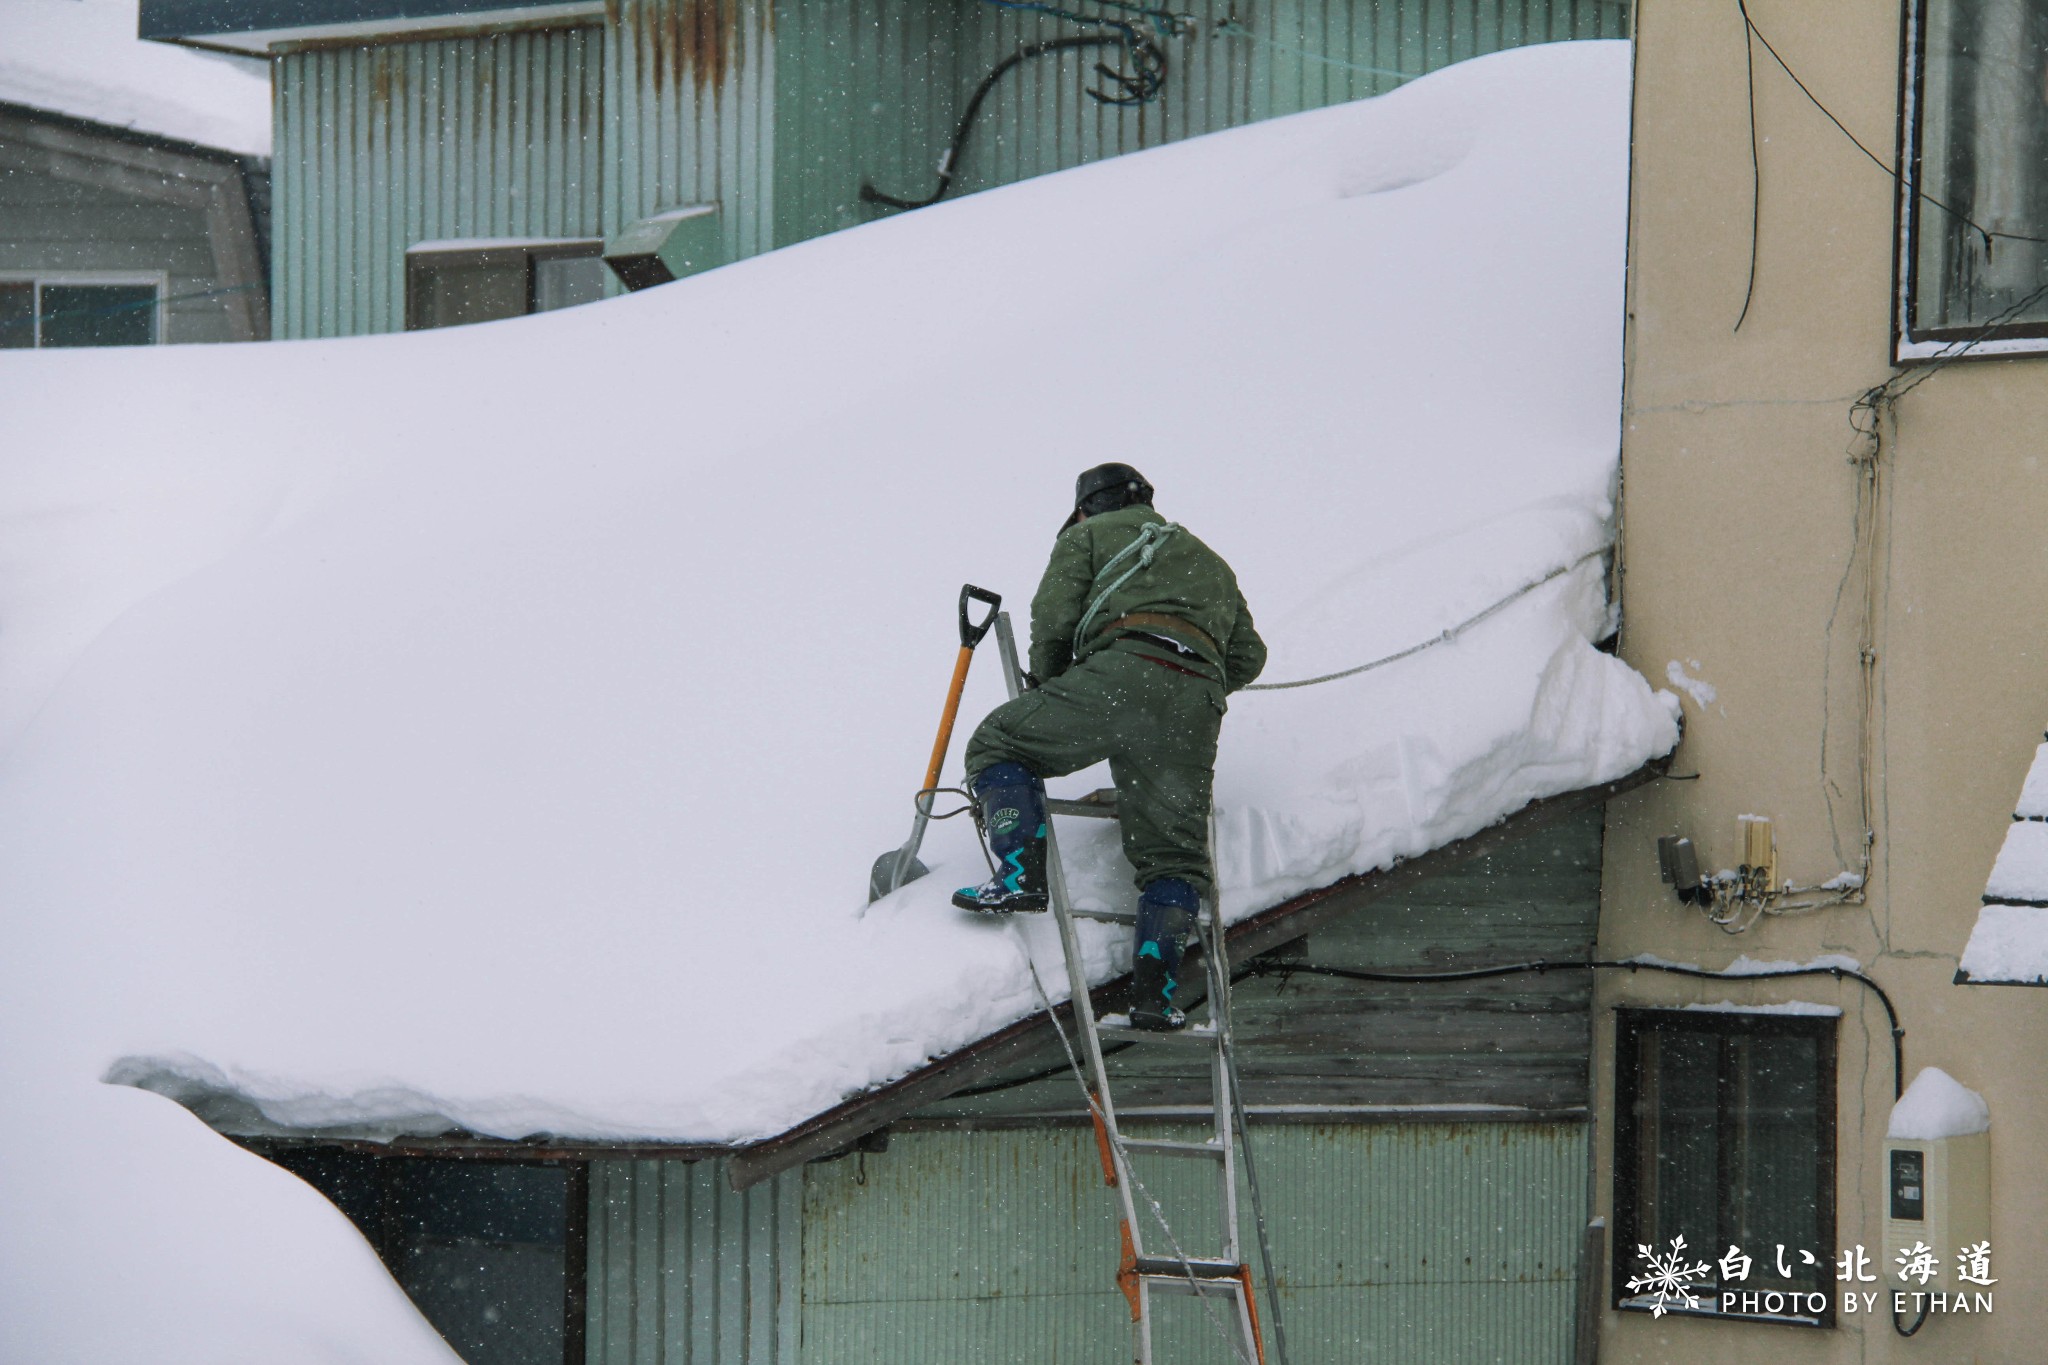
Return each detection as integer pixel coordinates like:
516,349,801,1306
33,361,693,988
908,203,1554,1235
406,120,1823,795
635,0,737,95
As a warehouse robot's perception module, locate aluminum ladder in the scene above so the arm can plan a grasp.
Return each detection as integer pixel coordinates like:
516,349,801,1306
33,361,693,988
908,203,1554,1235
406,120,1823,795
991,611,1270,1365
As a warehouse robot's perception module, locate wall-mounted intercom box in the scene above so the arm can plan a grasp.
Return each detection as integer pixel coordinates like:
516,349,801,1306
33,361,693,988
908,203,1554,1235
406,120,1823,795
1883,1069,1991,1291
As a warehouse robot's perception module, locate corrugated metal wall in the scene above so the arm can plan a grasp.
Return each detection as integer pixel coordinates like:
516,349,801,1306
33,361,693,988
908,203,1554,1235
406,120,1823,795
273,27,605,338
585,1124,1584,1364
797,1123,1587,1363
772,0,1627,248
605,0,777,266
271,1,1626,334
770,0,1255,247
585,1159,802,1365
1252,0,1629,115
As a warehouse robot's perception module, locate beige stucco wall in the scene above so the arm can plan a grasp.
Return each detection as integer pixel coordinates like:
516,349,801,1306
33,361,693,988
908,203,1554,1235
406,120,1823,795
1598,0,2048,1361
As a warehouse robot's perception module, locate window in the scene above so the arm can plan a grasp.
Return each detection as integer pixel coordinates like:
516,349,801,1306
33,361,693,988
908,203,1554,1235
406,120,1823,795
261,1146,587,1365
405,241,607,331
0,276,162,348
1899,0,2048,356
1613,1008,1837,1327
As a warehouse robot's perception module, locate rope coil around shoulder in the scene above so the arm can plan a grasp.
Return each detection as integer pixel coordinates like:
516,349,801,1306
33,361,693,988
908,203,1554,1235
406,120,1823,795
1075,521,1182,651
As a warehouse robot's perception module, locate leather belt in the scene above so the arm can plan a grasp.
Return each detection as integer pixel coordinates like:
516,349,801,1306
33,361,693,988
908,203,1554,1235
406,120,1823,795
1097,611,1219,657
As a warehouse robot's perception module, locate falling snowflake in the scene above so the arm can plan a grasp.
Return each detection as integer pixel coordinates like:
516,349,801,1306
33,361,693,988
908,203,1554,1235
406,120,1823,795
1627,1235,1713,1317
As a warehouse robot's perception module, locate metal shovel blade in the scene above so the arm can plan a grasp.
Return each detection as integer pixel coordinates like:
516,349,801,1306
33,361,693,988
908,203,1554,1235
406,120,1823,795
868,846,930,903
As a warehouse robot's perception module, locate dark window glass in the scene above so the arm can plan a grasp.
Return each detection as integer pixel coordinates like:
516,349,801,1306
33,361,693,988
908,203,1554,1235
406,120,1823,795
1908,0,2048,337
533,254,606,313
406,243,605,330
391,1163,571,1365
1614,1010,1836,1325
0,282,33,348
38,284,157,347
408,256,529,330
264,1147,586,1365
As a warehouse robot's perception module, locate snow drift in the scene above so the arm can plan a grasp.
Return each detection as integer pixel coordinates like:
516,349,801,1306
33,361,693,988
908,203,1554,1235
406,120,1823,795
0,40,1670,1362
0,0,271,155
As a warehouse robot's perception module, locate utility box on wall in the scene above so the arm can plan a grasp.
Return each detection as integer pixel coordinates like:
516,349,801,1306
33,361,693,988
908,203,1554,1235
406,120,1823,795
1882,1069,1991,1292
604,206,724,292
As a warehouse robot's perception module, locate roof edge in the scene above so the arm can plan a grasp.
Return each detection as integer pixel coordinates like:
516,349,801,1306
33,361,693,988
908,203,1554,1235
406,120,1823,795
140,0,602,52
724,753,1672,1189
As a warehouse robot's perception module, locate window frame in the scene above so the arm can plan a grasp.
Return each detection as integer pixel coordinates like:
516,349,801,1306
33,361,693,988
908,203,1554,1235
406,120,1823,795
1893,0,2048,360
1611,1007,1839,1330
0,271,167,348
403,238,605,331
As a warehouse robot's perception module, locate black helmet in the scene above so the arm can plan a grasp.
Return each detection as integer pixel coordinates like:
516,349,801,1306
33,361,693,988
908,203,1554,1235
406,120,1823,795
1073,462,1154,518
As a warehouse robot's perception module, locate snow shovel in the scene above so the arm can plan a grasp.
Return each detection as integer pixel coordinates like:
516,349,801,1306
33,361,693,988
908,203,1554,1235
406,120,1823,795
868,584,1003,903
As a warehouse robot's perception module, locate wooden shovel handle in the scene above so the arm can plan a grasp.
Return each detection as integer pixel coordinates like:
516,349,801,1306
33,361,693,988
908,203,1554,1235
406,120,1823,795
922,644,975,794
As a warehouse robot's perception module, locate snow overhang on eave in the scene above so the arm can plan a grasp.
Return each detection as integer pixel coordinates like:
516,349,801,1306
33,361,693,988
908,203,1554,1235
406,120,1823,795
1956,736,2048,986
138,0,603,54
0,100,263,167
729,755,1669,1187
228,756,1665,1183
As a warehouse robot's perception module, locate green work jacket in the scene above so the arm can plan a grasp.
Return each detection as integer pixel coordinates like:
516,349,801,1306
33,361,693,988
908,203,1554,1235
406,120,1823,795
1028,505,1267,691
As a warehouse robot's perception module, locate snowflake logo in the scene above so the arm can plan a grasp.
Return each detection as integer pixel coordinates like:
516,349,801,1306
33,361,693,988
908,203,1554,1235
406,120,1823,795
1627,1234,1713,1318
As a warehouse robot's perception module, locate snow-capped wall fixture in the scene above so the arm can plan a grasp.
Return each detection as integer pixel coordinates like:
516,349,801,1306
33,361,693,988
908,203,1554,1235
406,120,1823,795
1657,834,1708,904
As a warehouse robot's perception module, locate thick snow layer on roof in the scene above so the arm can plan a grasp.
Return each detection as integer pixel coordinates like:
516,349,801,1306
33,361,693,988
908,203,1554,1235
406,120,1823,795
0,0,271,155
1956,903,2048,984
1959,736,2048,981
1887,1067,1990,1141
0,40,1670,1360
2014,742,2048,820
1983,819,2048,903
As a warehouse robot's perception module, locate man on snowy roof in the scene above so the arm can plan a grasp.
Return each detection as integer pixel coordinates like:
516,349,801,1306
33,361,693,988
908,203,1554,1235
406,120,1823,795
953,462,1267,1030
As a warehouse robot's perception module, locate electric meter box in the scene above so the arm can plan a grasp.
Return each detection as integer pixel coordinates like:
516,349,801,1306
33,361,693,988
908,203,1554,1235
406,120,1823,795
1881,1130,1990,1290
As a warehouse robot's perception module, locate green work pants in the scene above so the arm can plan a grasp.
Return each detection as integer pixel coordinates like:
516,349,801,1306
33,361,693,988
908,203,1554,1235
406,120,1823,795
964,641,1226,895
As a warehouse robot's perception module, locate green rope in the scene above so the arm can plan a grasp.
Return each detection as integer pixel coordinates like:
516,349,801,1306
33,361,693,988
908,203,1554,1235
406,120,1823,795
1214,19,1421,84
1074,520,1181,649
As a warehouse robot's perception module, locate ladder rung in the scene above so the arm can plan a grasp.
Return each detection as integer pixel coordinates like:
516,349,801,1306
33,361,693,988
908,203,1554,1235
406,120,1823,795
1046,789,1120,819
1121,1137,1227,1160
1070,907,1137,924
1133,1256,1244,1282
1097,1018,1223,1047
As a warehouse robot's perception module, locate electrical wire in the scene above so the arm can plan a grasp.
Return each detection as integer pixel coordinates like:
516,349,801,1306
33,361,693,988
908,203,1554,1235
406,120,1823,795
1233,956,1904,1099
1213,18,1420,84
1742,0,2048,247
1240,547,1605,691
1724,1,2048,934
982,0,1175,104
861,5,1172,212
955,954,1906,1102
1734,2,1763,331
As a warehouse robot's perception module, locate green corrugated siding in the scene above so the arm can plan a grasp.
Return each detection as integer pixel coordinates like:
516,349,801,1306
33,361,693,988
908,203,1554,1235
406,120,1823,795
769,0,1258,248
273,26,605,338
605,0,777,263
271,2,1627,335
588,1124,1585,1363
771,0,1626,249
1252,0,1629,116
585,1159,802,1365
798,1123,1586,1365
